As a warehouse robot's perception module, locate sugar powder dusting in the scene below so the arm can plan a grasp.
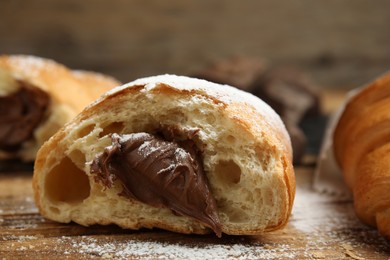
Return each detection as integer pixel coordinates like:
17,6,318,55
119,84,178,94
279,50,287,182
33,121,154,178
66,236,297,259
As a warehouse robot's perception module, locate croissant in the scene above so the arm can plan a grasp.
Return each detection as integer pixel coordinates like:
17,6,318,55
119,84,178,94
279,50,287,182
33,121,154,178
333,73,390,237
33,74,295,237
0,55,120,161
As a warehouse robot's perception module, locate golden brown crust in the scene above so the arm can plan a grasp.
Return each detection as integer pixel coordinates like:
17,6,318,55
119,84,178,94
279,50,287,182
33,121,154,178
333,72,390,237
0,55,119,112
223,100,294,231
33,75,295,236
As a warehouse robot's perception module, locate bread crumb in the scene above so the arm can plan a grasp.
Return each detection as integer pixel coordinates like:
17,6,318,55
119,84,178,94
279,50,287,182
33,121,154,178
341,244,364,260
311,251,326,259
101,253,114,259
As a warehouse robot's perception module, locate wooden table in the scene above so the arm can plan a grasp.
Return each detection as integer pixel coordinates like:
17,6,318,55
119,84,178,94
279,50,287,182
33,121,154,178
1,91,389,259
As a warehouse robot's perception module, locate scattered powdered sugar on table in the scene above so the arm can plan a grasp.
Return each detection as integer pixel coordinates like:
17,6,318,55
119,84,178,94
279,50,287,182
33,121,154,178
66,236,297,259
2,164,388,258
288,180,390,259
291,187,349,233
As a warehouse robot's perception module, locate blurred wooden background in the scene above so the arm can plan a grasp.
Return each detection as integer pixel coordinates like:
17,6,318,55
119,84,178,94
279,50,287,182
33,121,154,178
1,0,389,89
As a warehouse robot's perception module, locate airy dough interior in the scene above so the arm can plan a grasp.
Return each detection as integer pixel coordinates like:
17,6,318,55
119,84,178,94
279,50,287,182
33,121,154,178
39,88,287,235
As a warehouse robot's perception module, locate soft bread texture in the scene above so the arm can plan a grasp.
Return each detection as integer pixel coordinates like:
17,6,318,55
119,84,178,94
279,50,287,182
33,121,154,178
333,72,390,237
33,74,295,236
0,55,120,161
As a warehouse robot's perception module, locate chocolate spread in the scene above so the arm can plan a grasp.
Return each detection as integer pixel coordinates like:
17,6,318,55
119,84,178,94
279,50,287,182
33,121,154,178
0,80,50,151
91,132,222,237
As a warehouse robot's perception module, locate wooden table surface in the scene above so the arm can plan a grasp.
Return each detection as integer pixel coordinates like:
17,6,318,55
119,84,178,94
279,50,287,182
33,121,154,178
1,90,389,259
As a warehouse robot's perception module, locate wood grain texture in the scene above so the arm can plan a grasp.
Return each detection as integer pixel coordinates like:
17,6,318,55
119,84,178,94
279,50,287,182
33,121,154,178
0,168,389,259
1,0,390,88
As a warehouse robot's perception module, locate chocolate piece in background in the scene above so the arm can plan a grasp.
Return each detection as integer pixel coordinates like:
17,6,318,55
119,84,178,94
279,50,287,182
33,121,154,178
192,56,267,92
253,67,321,124
299,114,328,156
252,66,322,164
193,56,322,164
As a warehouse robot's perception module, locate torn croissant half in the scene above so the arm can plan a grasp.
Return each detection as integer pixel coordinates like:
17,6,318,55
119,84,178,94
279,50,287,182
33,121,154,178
334,72,390,237
33,74,295,237
0,55,120,161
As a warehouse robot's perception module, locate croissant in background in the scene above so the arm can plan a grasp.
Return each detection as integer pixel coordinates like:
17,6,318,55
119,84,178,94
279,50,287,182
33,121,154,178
0,55,120,161
333,73,390,237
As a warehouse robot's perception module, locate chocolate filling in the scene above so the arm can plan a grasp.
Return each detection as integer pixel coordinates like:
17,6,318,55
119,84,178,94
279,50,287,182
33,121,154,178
91,132,222,237
0,81,50,151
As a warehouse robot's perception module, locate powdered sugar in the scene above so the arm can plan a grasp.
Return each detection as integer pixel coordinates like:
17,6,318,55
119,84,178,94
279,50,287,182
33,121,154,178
136,74,288,139
93,74,290,146
7,55,59,79
117,132,149,142
137,140,155,154
175,147,190,159
66,236,297,259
